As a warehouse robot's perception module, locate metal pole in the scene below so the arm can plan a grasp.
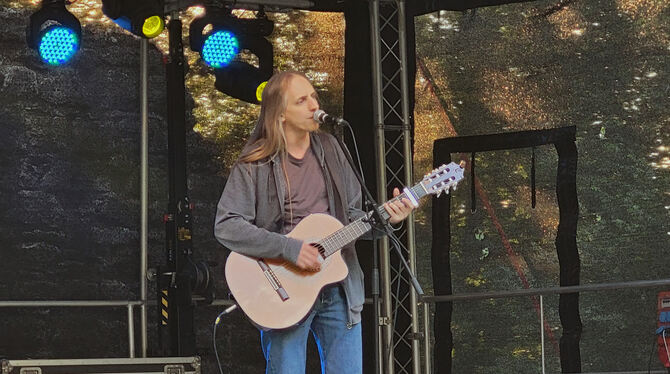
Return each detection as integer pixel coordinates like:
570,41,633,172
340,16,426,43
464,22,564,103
395,0,420,371
422,303,431,374
127,304,136,358
373,241,382,374
0,300,143,307
368,0,393,372
423,279,670,303
540,295,545,374
163,0,314,11
165,12,197,356
139,37,149,359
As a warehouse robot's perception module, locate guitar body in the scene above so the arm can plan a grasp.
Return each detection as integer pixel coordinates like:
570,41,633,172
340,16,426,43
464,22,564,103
225,213,349,330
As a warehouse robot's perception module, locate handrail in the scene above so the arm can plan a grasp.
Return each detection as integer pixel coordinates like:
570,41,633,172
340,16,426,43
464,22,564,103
422,278,670,303
0,298,237,308
0,300,143,307
419,278,670,373
0,300,143,358
5,279,670,371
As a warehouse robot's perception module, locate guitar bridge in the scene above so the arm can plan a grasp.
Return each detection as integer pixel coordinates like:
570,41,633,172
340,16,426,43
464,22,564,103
257,259,289,301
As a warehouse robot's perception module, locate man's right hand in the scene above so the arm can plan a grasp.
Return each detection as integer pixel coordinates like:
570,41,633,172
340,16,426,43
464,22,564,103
295,242,322,272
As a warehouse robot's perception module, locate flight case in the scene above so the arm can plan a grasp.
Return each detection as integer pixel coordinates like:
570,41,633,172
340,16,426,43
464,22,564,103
1,357,201,374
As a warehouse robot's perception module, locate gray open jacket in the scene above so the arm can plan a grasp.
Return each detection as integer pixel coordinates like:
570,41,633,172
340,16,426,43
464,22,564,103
214,132,368,326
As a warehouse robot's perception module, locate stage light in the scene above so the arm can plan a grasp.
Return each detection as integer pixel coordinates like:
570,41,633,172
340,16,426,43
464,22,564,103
189,7,240,67
142,15,164,38
189,7,274,104
101,0,165,39
201,30,240,68
26,0,82,66
214,61,271,104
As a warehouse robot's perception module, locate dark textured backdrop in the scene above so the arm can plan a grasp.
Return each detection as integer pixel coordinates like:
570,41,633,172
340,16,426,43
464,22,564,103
4,0,670,373
0,3,273,372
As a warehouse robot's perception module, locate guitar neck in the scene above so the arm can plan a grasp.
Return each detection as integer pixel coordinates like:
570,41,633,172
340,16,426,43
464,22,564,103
316,183,429,257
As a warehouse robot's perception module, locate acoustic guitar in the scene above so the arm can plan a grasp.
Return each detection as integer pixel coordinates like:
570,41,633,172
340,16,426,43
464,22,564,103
225,162,464,329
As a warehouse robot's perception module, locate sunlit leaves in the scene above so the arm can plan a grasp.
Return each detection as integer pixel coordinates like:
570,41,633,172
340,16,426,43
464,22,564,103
546,6,587,40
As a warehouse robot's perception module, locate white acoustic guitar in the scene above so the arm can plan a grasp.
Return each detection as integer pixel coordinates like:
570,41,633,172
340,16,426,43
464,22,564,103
225,162,464,330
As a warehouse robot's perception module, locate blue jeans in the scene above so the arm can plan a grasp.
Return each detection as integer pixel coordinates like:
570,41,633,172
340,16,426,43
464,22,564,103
260,284,362,374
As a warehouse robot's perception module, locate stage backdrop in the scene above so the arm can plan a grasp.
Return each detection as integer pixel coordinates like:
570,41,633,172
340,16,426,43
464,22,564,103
1,0,669,373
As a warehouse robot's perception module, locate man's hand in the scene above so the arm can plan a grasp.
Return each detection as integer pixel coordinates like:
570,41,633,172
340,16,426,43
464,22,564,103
296,242,322,272
384,188,415,224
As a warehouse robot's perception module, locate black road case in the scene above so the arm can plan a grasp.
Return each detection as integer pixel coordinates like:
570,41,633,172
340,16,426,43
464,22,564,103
1,357,201,374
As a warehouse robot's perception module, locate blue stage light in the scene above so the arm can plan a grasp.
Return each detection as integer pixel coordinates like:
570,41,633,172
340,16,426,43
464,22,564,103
201,31,240,68
26,0,82,66
38,26,80,65
189,8,274,104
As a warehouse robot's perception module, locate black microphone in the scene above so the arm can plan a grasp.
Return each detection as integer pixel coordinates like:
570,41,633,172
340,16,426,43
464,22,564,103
313,109,348,126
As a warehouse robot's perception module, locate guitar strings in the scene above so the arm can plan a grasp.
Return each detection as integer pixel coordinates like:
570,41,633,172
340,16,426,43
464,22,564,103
268,184,427,282
316,189,413,256
281,181,420,268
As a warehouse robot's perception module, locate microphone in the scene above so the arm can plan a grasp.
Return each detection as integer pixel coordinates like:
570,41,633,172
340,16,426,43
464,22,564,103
313,109,348,126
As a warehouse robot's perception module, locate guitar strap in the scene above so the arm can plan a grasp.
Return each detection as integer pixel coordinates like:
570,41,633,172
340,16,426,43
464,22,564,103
317,132,349,225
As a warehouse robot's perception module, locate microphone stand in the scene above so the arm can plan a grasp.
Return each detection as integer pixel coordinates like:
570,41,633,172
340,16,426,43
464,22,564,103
333,120,424,297
332,120,424,373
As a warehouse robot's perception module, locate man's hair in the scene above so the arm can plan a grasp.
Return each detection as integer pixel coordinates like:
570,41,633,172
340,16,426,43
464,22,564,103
238,71,309,163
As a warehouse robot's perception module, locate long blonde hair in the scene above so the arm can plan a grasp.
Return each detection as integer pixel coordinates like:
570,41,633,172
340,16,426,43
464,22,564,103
238,71,308,163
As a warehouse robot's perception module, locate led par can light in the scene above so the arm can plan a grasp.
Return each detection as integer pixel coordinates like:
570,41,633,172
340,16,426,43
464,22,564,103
26,0,82,65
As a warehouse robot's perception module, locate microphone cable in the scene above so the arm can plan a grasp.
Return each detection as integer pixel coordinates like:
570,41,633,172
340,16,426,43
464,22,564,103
664,329,670,371
212,304,238,374
371,224,408,367
339,120,366,186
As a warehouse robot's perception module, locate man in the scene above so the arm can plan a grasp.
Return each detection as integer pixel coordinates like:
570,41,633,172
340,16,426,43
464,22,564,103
215,71,413,373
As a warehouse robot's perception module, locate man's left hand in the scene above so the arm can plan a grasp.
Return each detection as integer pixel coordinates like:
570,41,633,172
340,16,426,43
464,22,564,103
384,188,415,224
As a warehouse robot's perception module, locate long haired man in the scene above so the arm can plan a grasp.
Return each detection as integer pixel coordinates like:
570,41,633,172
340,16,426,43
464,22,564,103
215,71,413,373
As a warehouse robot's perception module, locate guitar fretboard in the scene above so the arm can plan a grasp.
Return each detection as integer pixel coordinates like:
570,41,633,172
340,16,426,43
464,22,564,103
315,183,427,257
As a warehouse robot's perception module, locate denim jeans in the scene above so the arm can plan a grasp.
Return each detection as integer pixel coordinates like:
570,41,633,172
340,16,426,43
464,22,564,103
260,284,362,374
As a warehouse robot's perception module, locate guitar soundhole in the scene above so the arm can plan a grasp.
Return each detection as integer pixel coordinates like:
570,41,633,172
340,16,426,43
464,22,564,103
312,243,326,259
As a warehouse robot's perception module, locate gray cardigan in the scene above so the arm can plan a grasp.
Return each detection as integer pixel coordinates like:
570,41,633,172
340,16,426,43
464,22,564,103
214,132,368,326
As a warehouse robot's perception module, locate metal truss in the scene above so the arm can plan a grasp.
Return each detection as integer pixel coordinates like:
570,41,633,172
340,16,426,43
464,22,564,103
369,0,420,372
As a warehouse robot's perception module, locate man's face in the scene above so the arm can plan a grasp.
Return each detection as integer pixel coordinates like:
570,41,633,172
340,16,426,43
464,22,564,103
282,75,320,134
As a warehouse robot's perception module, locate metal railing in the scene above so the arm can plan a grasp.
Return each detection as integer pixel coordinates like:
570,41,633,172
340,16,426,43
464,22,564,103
0,300,143,358
419,278,670,374
0,298,238,359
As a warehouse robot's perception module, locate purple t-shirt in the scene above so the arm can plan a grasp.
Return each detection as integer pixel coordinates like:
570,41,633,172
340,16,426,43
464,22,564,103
282,146,330,233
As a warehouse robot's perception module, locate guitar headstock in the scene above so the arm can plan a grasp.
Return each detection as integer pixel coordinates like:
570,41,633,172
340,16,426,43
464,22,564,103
421,162,464,197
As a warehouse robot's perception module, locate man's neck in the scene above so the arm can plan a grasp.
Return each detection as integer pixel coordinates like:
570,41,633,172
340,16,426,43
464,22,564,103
285,130,311,159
